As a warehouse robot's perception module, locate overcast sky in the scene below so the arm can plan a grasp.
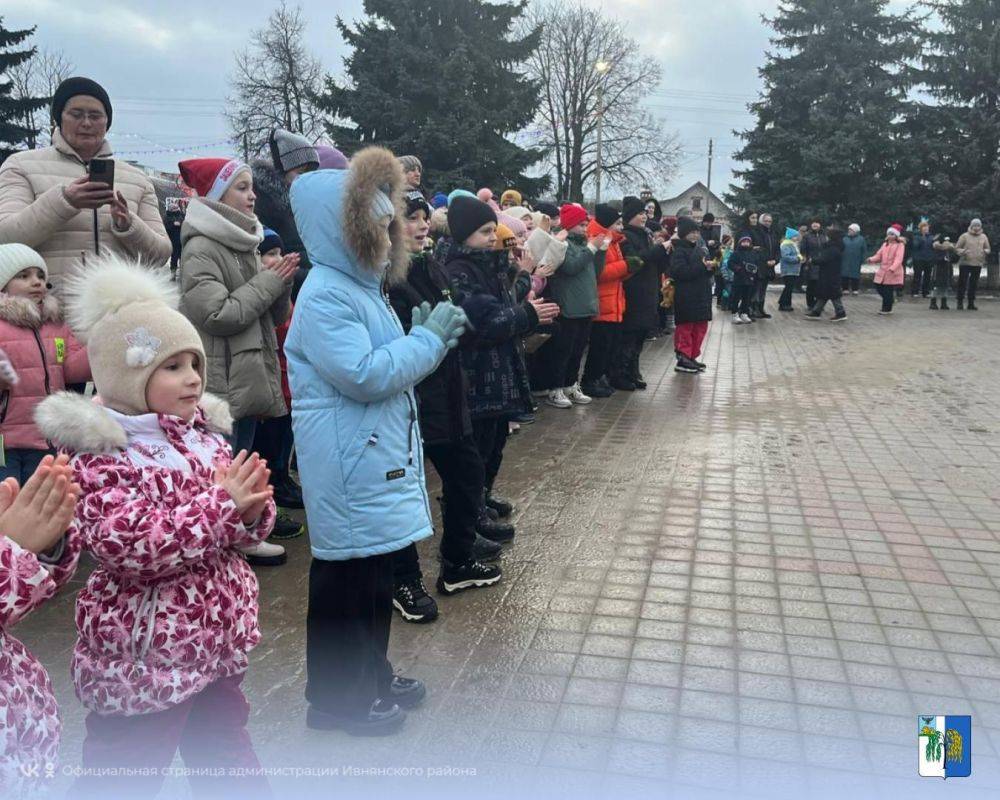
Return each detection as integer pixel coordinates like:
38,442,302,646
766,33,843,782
3,0,843,200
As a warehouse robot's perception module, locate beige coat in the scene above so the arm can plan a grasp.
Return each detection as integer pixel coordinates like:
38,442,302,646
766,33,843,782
179,198,291,420
956,229,991,267
0,130,172,291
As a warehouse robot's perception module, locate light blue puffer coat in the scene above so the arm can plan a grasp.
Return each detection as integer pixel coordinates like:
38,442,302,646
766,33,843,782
286,152,447,560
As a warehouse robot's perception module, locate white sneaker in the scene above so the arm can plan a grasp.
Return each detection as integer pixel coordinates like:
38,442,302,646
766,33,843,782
546,388,573,409
732,313,743,325
851,290,859,295
238,540,287,566
739,313,753,323
564,384,592,405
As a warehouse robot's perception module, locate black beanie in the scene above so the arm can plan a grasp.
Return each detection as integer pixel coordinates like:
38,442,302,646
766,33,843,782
534,202,559,219
702,212,715,224
448,196,497,245
594,203,621,229
51,77,113,129
404,189,430,218
677,216,699,239
621,196,645,225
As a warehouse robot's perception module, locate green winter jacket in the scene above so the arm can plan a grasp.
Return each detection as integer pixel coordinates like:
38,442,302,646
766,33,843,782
546,235,605,319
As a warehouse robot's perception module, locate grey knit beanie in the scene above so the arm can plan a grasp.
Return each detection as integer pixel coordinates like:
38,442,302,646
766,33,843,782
269,128,319,173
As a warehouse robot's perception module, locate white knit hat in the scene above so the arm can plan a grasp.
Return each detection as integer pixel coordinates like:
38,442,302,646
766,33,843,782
63,253,205,415
0,243,47,291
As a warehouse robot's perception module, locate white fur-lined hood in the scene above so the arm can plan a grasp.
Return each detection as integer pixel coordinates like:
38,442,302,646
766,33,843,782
35,391,233,454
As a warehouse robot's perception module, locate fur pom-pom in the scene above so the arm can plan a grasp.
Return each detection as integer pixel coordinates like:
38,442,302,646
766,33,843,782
63,252,180,343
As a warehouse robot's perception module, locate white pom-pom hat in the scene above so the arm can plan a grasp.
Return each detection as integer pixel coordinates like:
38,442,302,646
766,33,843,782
63,253,205,415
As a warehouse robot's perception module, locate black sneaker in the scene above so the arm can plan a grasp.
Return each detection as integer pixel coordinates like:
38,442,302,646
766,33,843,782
270,510,304,540
804,312,821,320
831,313,847,322
692,360,707,371
476,511,515,543
598,376,617,394
778,306,793,312
674,357,699,374
512,412,536,424
609,375,636,391
968,302,978,310
273,475,304,509
386,676,427,709
306,699,405,736
473,533,503,560
581,381,613,398
393,578,439,623
485,492,513,518
436,559,503,595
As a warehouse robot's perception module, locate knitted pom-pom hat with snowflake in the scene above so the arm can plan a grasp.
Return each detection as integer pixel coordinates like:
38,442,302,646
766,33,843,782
62,253,206,415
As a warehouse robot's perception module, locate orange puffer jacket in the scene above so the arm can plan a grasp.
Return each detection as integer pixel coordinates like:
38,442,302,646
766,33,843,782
587,219,628,322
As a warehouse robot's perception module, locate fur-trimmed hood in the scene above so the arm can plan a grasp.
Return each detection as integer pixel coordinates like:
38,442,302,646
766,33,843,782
289,147,407,286
35,391,233,454
0,293,62,329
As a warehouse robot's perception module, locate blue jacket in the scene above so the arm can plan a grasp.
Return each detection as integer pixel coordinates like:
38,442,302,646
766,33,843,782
911,232,936,263
779,240,802,277
840,234,867,279
286,168,447,560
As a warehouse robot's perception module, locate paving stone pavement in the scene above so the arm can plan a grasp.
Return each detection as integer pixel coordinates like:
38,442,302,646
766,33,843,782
17,291,1000,799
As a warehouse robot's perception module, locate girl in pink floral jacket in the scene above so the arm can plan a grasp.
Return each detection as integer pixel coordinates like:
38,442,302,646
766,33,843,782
35,255,276,798
0,453,81,786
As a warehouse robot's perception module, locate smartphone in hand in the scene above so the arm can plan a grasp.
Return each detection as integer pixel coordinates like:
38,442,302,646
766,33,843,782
88,158,115,188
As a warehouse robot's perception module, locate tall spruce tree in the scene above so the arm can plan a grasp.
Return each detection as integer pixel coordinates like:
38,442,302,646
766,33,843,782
0,19,45,163
320,0,548,195
727,0,919,232
905,0,1000,240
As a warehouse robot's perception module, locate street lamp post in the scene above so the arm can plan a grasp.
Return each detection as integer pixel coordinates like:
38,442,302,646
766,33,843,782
594,60,611,205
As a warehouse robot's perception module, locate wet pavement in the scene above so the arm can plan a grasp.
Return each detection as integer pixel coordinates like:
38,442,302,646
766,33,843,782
18,291,1000,799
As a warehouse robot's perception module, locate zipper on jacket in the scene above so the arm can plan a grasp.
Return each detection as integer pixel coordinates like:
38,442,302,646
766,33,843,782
405,392,416,466
31,329,51,397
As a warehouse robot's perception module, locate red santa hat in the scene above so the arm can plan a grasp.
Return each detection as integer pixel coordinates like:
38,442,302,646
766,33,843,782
178,158,250,201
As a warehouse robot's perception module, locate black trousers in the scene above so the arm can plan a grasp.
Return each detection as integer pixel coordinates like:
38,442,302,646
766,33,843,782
911,261,933,296
394,436,483,581
778,275,796,308
876,283,896,312
841,277,860,292
306,553,395,716
956,265,982,303
805,279,818,310
529,317,592,390
613,328,647,380
732,284,754,315
472,416,508,494
753,275,770,309
252,414,294,479
582,321,621,385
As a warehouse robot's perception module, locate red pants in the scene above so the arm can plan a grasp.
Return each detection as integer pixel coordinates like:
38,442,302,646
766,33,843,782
674,321,708,359
73,673,269,800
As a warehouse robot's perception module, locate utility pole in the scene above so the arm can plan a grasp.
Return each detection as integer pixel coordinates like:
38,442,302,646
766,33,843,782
706,138,714,216
242,131,250,162
594,60,611,205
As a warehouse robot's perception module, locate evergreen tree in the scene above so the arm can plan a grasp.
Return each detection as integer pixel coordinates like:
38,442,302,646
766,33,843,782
319,0,548,196
0,18,45,163
905,0,1000,239
727,0,919,232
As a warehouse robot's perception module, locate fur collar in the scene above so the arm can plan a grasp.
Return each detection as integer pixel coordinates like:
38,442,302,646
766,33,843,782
342,147,409,285
0,294,62,329
35,391,233,455
182,198,263,252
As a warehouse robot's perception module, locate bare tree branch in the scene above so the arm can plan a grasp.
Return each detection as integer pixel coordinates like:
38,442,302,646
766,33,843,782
224,1,327,159
8,47,73,149
519,1,680,201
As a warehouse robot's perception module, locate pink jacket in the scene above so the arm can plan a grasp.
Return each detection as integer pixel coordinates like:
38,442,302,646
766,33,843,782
0,293,89,451
0,531,81,781
35,391,276,717
869,240,905,286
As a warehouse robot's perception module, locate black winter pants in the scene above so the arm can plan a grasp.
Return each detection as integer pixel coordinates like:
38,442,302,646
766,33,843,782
472,416,508,494
956,265,982,304
876,283,896,312
306,553,395,717
841,277,860,292
582,321,621,385
529,317,592,390
394,436,483,581
911,261,933,296
778,275,796,309
613,328,648,381
806,279,818,310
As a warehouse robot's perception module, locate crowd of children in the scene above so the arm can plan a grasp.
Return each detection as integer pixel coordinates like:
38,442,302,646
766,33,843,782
0,99,994,794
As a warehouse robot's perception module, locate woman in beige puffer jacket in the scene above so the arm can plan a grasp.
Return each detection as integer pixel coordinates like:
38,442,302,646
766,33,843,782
177,160,293,452
0,79,171,292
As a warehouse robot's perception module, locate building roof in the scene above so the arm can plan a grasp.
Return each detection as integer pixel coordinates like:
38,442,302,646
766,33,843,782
659,181,732,216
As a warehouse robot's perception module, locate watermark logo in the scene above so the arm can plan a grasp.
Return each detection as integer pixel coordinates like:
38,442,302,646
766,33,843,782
918,715,971,778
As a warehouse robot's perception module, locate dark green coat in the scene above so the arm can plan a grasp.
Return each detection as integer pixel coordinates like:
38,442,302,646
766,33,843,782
545,235,605,319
